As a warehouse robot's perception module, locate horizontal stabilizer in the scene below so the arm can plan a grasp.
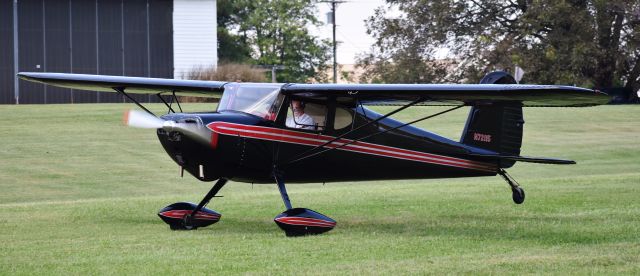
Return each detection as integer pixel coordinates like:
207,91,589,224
471,154,576,165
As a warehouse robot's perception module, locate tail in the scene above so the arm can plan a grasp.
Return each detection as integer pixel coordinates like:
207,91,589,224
460,71,524,168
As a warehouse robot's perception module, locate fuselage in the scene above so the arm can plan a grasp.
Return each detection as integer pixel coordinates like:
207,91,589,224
156,102,500,184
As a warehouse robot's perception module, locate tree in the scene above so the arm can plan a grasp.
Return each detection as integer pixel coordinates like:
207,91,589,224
218,0,331,83
359,0,640,101
217,1,252,63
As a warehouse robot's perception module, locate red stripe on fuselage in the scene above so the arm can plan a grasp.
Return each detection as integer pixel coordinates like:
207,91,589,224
207,122,497,172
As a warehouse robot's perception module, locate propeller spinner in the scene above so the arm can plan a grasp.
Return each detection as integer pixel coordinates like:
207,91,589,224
123,110,213,145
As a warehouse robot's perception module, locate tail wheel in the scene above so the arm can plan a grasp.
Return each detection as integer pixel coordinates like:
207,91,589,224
512,187,525,204
499,169,526,204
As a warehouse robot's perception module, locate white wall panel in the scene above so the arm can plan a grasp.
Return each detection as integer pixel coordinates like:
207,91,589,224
173,0,217,79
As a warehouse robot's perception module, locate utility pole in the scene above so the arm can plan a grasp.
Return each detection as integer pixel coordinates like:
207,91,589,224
271,65,285,83
13,0,19,104
253,65,285,83
322,0,345,83
331,1,337,83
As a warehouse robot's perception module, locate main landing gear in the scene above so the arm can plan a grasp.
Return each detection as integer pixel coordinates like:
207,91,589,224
157,178,227,230
273,175,336,237
499,169,525,204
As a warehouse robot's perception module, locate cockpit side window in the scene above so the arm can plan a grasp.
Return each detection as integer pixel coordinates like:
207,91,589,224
285,100,327,131
217,83,284,121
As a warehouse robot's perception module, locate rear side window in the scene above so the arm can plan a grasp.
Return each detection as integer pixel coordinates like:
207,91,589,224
334,107,353,130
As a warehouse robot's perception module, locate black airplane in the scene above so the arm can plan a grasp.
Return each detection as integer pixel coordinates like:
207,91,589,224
18,71,610,236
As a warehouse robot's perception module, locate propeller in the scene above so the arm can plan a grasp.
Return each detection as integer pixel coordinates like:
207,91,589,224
124,110,165,129
123,110,213,145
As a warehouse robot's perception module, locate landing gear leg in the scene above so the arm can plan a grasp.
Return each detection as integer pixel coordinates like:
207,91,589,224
273,173,336,236
157,178,227,230
499,169,525,204
183,178,228,229
276,175,293,210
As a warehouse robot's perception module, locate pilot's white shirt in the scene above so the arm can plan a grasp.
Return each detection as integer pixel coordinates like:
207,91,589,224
286,113,315,129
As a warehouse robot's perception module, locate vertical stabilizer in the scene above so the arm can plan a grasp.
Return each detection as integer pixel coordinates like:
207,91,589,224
461,71,524,168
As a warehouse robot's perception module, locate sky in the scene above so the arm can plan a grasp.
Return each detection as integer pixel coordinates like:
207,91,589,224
310,0,391,65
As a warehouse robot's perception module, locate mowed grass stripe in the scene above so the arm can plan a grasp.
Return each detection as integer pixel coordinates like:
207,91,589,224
0,104,639,274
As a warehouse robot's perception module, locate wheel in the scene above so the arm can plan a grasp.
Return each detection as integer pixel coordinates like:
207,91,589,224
167,215,199,230
169,223,186,230
512,187,525,204
181,214,197,230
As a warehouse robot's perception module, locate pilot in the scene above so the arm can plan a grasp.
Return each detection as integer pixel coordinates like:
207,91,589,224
286,100,315,129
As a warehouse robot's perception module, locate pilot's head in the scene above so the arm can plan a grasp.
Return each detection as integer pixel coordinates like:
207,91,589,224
291,100,305,116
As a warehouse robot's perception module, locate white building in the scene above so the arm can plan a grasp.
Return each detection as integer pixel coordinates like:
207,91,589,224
173,0,218,79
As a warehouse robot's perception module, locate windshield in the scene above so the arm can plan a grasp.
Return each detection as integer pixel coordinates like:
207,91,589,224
217,83,284,121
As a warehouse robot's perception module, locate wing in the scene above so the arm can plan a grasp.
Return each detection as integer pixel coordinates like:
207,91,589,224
282,83,610,107
18,72,227,98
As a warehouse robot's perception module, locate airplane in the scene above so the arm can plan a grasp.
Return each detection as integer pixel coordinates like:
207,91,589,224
18,71,610,236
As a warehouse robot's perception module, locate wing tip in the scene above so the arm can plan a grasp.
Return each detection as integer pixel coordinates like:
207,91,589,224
17,72,51,83
16,72,35,80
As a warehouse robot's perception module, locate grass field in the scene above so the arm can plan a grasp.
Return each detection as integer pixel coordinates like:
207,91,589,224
0,103,639,274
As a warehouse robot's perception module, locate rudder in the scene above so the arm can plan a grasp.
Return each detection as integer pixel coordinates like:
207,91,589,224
460,72,524,168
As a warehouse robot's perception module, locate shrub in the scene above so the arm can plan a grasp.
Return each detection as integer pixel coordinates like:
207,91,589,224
178,63,268,103
183,63,268,82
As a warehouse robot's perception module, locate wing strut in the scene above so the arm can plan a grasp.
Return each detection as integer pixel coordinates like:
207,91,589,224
282,104,464,167
114,87,155,116
156,93,176,113
155,90,184,114
173,90,184,112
